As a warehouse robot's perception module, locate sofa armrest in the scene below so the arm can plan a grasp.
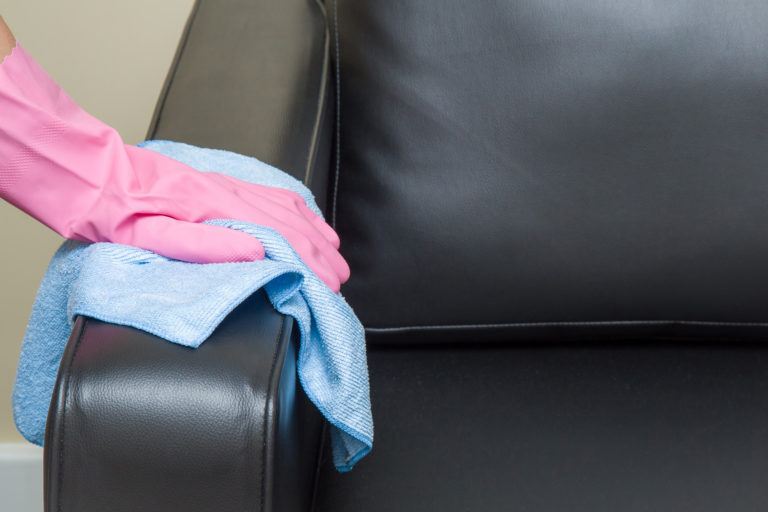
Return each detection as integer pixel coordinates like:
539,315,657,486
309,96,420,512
43,1,333,509
147,0,334,211
44,291,324,512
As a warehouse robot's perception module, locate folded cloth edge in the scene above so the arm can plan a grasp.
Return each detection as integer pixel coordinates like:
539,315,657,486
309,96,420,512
11,140,373,472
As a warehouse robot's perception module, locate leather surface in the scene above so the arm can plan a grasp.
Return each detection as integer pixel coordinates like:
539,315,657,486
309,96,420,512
331,0,768,338
45,292,323,512
148,0,333,209
43,2,768,510
316,341,768,511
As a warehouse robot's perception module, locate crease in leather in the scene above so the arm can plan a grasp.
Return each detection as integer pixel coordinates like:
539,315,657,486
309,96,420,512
309,420,330,512
55,316,89,512
260,316,287,512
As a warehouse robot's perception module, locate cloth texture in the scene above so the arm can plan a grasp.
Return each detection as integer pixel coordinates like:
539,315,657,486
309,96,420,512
12,140,372,472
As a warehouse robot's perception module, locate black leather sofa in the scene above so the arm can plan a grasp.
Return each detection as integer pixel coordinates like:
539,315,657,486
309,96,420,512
44,1,768,511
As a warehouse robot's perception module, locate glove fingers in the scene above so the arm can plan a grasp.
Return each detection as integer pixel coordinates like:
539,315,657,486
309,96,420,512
263,220,349,289
296,200,342,249
213,173,342,249
310,252,342,293
264,213,350,284
320,234,350,284
125,215,344,291
128,215,265,264
273,230,342,292
182,173,347,284
202,189,350,285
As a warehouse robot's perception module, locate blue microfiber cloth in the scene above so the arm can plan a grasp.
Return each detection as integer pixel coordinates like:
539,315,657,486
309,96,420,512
12,140,372,472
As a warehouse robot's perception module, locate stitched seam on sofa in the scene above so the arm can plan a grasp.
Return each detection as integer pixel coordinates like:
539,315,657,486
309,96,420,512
260,317,285,512
146,0,201,139
303,0,332,187
364,319,768,333
57,317,88,512
330,0,342,228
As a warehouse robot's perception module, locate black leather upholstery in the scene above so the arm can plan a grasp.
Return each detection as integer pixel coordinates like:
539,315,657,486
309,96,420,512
43,1,768,511
148,0,333,210
316,342,768,512
332,0,768,339
45,293,322,512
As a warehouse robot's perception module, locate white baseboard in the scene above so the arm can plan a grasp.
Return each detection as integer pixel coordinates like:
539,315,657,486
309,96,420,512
0,443,43,512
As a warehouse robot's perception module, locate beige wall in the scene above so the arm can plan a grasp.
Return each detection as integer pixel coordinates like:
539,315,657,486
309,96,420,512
0,0,195,443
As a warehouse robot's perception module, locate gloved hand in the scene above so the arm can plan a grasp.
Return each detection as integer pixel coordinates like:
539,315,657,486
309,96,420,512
0,42,350,292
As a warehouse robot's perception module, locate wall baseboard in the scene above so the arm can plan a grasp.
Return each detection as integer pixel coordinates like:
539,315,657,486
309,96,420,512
0,443,43,512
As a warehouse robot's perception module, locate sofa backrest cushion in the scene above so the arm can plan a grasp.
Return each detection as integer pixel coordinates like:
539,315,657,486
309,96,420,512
332,0,768,341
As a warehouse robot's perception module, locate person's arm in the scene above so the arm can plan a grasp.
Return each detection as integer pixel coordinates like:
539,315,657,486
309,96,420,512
0,16,14,59
0,17,349,292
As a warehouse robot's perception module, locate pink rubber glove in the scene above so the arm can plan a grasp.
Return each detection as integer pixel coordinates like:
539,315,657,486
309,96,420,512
0,42,349,292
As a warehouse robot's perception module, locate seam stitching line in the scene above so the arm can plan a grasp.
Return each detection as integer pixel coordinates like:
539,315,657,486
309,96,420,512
364,319,768,333
330,0,342,228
